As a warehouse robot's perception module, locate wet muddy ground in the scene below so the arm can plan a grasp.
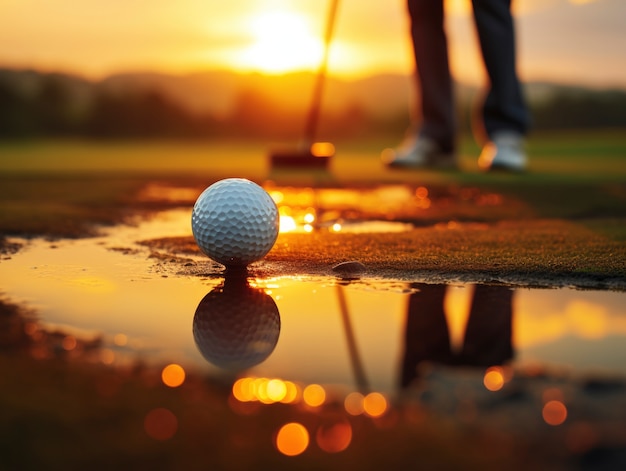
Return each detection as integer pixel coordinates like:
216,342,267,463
2,177,626,470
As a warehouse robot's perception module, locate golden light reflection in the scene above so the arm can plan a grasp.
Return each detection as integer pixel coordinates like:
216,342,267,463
232,377,302,405
281,381,300,404
232,377,255,402
303,384,326,408
276,422,309,456
516,296,619,348
344,391,365,416
483,366,505,392
543,400,568,426
266,378,288,402
269,190,284,205
363,392,387,418
566,300,608,339
310,142,335,158
316,420,352,453
144,407,178,441
414,185,432,209
161,363,186,388
68,276,115,293
279,215,297,233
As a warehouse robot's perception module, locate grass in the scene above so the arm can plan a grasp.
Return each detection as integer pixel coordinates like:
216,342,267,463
1,133,625,468
0,131,625,286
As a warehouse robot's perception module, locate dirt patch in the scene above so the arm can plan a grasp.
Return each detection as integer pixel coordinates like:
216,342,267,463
138,218,626,290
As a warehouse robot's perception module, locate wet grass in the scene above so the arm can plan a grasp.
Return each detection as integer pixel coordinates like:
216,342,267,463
0,131,625,284
1,132,625,468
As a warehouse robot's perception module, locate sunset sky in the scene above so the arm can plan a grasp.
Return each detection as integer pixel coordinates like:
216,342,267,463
1,0,624,86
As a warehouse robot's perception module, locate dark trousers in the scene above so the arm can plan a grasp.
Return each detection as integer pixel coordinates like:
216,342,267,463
407,0,530,150
400,284,514,388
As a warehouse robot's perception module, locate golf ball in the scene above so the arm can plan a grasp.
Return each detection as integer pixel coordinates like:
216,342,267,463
191,178,279,267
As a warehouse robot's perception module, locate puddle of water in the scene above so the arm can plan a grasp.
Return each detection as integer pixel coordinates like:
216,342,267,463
1,210,625,398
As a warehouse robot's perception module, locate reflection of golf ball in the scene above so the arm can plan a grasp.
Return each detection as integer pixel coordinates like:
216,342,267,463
191,178,279,267
193,279,281,371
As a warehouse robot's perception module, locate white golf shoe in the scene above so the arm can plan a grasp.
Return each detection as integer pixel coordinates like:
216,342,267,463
382,136,457,169
478,131,527,172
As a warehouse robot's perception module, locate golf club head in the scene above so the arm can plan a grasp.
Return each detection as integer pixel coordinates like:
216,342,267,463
269,142,334,169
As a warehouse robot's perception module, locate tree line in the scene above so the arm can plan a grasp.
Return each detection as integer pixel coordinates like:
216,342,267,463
1,71,625,140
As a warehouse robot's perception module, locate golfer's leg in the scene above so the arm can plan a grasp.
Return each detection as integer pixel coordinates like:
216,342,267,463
407,0,456,152
471,0,530,139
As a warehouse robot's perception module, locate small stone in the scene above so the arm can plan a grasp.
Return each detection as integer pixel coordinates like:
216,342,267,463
332,261,366,275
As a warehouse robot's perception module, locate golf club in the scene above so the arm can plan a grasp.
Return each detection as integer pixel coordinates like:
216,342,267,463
269,0,340,169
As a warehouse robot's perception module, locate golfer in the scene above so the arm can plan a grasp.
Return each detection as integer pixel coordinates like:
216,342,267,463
385,0,531,172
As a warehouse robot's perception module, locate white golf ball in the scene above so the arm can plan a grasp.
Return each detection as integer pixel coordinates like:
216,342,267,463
191,178,279,267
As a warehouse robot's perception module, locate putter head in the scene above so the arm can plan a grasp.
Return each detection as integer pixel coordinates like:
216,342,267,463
269,142,334,169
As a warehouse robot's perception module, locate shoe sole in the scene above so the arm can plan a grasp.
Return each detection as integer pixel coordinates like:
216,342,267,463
383,151,458,170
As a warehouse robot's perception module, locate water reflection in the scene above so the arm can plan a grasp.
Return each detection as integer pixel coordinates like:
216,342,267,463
192,273,281,372
401,284,514,388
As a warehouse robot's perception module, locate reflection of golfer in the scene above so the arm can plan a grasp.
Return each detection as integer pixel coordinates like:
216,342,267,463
385,0,530,172
400,284,514,388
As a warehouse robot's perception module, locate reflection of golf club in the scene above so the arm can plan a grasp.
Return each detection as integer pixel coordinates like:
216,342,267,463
336,283,369,393
269,0,340,169
193,274,281,372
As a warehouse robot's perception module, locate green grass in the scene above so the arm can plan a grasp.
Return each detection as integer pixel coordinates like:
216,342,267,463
1,130,625,181
1,132,625,286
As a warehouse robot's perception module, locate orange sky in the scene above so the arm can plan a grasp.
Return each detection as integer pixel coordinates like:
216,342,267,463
1,0,624,86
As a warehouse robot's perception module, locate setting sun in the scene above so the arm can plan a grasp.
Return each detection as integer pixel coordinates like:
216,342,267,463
236,10,324,74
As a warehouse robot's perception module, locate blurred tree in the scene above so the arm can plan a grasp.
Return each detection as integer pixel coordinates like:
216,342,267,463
0,80,33,137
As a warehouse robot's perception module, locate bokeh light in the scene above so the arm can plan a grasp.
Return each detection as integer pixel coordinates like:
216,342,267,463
281,381,300,404
161,363,186,388
344,392,365,416
543,400,568,426
303,384,326,407
279,215,297,233
276,422,309,456
316,420,352,453
232,377,254,402
310,142,335,157
266,379,288,402
62,335,77,351
232,377,302,405
144,408,178,441
363,392,387,418
483,366,505,392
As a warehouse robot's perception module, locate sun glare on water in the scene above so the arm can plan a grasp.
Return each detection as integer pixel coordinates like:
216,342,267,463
236,10,324,74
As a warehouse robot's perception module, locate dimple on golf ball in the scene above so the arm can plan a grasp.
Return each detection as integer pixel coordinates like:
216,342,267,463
191,178,279,267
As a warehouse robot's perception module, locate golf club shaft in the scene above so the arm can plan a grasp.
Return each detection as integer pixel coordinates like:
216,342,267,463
303,0,340,146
